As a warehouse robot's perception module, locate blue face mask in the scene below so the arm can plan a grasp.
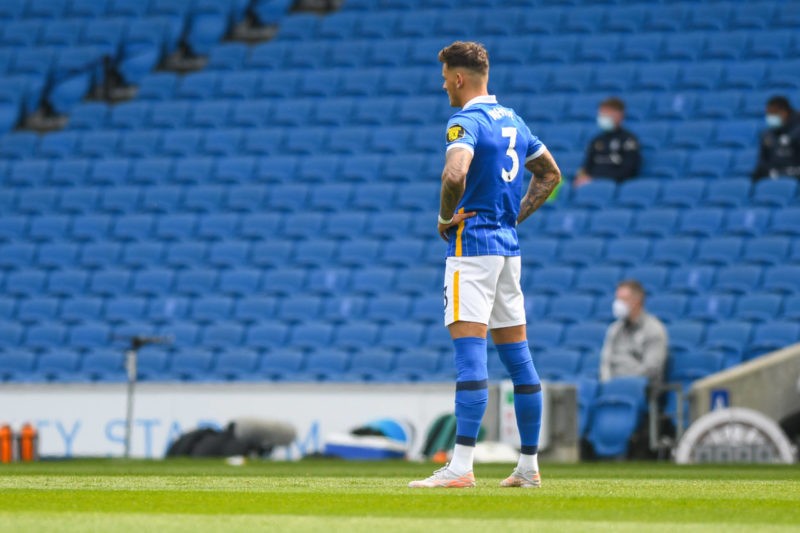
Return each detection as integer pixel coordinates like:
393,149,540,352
766,114,784,129
597,115,615,132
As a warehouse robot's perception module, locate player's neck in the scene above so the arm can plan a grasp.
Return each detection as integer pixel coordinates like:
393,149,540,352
458,88,489,108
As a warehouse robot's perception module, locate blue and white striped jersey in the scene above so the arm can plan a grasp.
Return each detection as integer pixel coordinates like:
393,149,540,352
443,95,546,257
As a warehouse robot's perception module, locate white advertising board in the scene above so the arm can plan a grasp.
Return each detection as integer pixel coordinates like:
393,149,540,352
0,382,455,459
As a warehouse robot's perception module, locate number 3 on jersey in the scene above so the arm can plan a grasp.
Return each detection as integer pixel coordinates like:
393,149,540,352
501,127,519,182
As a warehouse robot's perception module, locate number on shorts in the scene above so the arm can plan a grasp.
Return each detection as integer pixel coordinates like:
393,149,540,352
501,127,519,182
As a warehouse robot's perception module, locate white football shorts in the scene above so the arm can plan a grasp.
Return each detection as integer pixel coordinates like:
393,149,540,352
443,255,526,329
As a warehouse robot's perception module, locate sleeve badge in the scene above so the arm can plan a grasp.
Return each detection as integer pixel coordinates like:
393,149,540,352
446,124,466,143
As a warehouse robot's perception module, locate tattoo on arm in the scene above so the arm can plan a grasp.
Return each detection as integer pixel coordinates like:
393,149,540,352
517,149,562,225
439,148,472,219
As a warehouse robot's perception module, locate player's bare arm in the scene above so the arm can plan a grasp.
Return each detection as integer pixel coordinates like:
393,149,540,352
517,149,562,226
437,147,477,240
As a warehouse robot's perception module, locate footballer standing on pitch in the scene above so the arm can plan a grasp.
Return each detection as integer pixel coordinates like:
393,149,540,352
409,42,561,489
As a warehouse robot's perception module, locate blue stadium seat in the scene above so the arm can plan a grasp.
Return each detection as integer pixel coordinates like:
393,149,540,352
614,179,660,209
202,321,245,350
574,267,622,296
783,295,800,321
88,268,131,297
251,241,293,269
677,208,724,238
135,346,170,381
769,208,800,237
714,265,763,295
0,215,27,242
686,294,735,323
647,294,688,323
548,295,595,324
752,179,798,208
563,322,607,352
260,267,307,296
4,270,47,297
585,392,640,458
667,320,706,356
132,267,175,297
743,237,791,266
736,293,783,323
164,241,208,268
667,350,723,384
702,179,751,209
542,209,588,238
762,266,800,295
604,238,650,267
333,321,380,351
747,321,800,359
587,209,633,238
694,236,743,266
747,30,793,60
17,297,59,325
136,73,178,102
646,238,696,269
68,321,110,350
79,349,125,382
632,208,679,238
170,348,215,381
536,349,582,382
350,267,396,296
723,207,770,237
212,348,260,381
36,242,78,269
104,297,147,324
558,238,605,267
668,265,715,294
525,266,575,296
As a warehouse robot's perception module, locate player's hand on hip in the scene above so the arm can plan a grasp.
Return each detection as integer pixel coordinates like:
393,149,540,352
438,211,476,242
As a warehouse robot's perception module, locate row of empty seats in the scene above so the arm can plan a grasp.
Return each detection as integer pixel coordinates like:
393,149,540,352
122,60,800,100
3,290,800,329
3,262,799,299
60,93,781,127
0,179,796,218
209,34,800,70
2,315,796,383
288,4,800,38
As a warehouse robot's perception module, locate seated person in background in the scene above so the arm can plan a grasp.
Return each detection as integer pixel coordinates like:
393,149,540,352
752,95,800,181
574,97,641,187
600,280,668,385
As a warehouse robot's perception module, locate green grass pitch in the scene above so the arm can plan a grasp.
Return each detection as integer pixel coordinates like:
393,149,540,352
0,459,798,532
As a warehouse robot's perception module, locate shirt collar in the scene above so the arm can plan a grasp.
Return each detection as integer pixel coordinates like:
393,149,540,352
462,94,497,110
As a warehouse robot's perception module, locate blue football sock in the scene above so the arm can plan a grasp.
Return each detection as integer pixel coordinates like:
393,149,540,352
453,336,488,447
497,341,542,455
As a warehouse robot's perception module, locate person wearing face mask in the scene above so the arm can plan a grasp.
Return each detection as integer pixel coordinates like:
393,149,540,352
573,97,641,188
599,280,668,384
752,95,800,181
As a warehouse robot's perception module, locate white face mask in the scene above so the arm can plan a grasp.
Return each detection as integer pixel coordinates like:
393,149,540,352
612,299,630,320
765,114,784,129
597,114,616,132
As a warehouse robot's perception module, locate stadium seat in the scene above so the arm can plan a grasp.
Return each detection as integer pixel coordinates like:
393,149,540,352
536,349,582,382
563,322,607,352
694,236,743,266
604,238,650,267
752,179,798,207
736,293,783,323
677,208,724,238
747,321,800,358
769,208,800,237
548,295,595,324
525,266,575,296
585,393,641,458
724,207,771,237
558,238,605,267
687,294,735,323
647,294,688,323
668,320,706,356
574,267,622,295
762,266,800,294
632,209,680,238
